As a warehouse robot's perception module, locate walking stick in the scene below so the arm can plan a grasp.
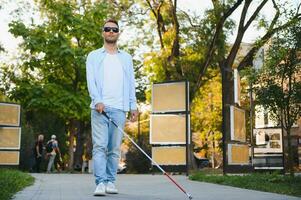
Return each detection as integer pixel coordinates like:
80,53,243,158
101,111,193,199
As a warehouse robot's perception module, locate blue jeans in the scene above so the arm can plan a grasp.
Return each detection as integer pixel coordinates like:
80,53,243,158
91,107,126,185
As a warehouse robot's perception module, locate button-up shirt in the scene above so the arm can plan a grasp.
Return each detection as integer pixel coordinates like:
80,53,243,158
86,47,137,111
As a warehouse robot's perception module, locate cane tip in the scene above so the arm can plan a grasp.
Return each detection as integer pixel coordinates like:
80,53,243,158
188,194,193,199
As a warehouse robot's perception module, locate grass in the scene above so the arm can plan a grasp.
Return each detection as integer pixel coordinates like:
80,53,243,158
189,171,301,197
0,168,34,200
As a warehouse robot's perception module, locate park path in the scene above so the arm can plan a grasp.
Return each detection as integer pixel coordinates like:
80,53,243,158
13,173,300,200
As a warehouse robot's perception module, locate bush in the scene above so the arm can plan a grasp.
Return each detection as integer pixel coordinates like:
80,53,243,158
126,132,151,173
0,169,34,200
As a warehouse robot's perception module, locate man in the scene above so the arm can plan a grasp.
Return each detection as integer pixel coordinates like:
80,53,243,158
46,134,61,173
33,134,44,173
86,19,138,196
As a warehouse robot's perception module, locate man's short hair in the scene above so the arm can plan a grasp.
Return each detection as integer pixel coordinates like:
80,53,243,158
103,19,119,28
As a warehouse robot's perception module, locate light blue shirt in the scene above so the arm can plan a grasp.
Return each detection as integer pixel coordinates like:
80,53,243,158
86,47,137,112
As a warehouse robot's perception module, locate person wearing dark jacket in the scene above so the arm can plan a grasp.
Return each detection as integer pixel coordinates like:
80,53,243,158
33,134,44,173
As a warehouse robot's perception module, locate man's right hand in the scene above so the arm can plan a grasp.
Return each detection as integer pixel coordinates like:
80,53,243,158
95,103,105,113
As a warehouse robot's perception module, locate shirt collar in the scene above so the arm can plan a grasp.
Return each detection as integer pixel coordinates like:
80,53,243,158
101,46,121,53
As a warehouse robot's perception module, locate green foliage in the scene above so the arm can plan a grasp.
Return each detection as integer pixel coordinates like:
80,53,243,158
190,172,301,197
257,17,269,30
125,132,151,173
0,92,9,102
125,111,151,173
191,69,222,164
0,0,114,170
140,1,229,164
0,169,34,200
2,0,111,121
191,69,222,132
253,23,301,129
19,110,67,171
142,2,232,96
246,20,301,176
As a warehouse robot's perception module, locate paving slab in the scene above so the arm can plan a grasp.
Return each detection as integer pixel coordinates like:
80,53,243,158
13,173,300,200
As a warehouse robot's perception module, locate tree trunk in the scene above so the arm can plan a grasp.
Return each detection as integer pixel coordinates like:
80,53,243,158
221,63,234,173
73,122,85,170
67,119,80,170
286,128,294,177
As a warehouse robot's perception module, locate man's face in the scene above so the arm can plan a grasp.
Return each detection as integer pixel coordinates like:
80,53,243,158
102,22,119,44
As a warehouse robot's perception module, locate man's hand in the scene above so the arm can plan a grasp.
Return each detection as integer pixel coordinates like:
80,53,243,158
95,103,105,113
130,110,139,122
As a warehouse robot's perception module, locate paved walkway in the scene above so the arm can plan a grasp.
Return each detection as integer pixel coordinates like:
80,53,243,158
13,173,300,200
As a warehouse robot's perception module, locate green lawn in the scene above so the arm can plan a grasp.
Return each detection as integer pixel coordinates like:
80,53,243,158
190,171,301,197
0,169,34,200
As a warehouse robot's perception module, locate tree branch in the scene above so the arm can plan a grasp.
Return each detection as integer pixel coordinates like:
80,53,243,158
239,0,251,32
237,13,301,71
145,0,157,18
145,0,165,49
194,0,244,92
225,0,252,68
268,0,280,30
179,10,201,28
243,0,268,32
226,0,269,69
168,0,182,77
223,0,244,19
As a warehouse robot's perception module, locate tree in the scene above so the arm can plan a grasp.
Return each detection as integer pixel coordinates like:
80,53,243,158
191,69,223,168
251,22,301,176
1,0,110,170
140,0,301,172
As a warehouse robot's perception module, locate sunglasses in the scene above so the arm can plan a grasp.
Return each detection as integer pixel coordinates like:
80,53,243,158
103,27,119,33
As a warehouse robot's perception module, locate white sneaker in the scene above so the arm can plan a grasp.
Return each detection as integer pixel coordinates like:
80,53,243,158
105,182,118,194
94,182,106,196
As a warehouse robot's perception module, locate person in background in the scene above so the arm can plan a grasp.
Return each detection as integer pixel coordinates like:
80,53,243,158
46,134,61,173
33,134,44,173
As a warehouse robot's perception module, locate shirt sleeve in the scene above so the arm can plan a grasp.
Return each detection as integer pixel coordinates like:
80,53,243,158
86,53,103,107
128,56,137,111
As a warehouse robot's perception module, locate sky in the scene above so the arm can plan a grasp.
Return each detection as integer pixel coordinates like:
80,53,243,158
0,0,300,59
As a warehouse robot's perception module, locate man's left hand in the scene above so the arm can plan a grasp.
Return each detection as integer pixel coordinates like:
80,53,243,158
130,110,139,122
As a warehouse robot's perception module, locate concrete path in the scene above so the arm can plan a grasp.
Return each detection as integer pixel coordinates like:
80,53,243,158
13,173,300,200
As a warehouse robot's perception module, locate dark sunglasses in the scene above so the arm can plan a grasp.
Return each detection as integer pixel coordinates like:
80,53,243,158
103,27,119,33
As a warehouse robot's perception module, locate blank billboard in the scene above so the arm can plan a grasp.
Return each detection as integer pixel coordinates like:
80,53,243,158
228,144,249,165
0,151,20,165
152,146,186,165
0,127,21,149
150,114,186,144
152,82,187,112
230,106,246,142
0,103,21,126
